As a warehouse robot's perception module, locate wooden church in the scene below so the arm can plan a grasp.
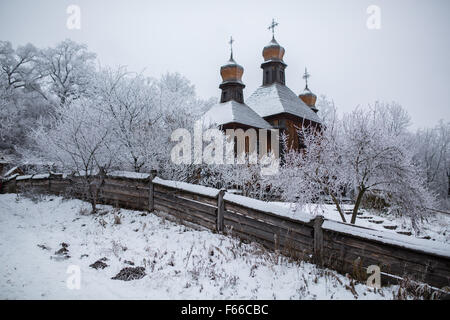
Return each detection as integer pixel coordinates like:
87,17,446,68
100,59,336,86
202,20,322,152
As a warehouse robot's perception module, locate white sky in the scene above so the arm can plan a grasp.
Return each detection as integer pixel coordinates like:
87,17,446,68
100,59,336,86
0,0,449,129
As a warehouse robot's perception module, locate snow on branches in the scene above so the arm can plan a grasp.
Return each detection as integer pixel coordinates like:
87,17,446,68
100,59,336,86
270,102,437,228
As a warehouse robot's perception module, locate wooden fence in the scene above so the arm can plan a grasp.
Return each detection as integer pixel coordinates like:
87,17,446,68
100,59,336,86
1,172,450,291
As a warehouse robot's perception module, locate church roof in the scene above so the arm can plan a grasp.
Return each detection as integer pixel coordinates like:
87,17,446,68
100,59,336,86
201,100,273,129
246,82,322,124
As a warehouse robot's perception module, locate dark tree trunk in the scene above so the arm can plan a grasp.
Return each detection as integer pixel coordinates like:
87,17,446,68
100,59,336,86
328,190,346,223
351,187,365,224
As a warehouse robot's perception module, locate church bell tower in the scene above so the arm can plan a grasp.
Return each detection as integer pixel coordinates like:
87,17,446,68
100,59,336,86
261,19,287,86
219,36,245,104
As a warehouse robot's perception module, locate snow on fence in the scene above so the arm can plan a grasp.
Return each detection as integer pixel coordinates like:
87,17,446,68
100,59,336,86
1,172,450,290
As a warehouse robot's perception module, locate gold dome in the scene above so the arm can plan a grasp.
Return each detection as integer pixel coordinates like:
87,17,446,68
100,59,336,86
220,57,244,83
299,87,318,110
262,37,285,62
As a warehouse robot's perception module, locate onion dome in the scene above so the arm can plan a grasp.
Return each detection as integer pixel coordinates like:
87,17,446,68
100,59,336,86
220,55,244,84
299,68,318,113
299,87,317,110
219,37,245,104
262,37,285,62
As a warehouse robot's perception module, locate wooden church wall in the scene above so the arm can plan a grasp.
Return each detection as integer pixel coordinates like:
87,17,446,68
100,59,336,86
264,113,319,151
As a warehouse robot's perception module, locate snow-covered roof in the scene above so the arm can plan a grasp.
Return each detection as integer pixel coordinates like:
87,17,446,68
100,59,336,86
246,83,322,124
32,173,50,180
4,166,19,177
201,100,273,129
3,173,19,182
16,175,33,181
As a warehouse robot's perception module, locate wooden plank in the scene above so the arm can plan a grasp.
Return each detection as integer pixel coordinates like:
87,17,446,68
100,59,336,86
324,226,450,261
101,190,146,202
104,177,148,188
323,238,449,279
154,202,216,230
324,236,450,276
224,217,311,253
224,202,313,237
103,180,148,190
224,217,305,252
154,190,217,216
323,236,450,280
31,181,49,187
224,227,277,251
154,196,217,224
103,182,148,193
100,194,146,210
224,226,313,260
323,231,450,273
100,191,146,205
101,185,146,198
224,210,313,247
322,242,448,288
154,184,218,206
225,201,313,225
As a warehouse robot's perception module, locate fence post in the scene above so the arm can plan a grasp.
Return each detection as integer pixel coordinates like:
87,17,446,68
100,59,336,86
12,176,17,194
217,189,226,232
48,173,52,193
313,216,324,265
148,170,157,212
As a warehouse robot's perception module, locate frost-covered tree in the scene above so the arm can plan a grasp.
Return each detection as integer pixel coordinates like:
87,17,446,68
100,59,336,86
0,41,51,154
316,94,337,126
339,103,435,226
150,72,214,178
413,120,450,210
271,102,437,228
0,39,96,157
0,41,42,91
93,68,162,172
92,69,212,174
32,97,115,212
39,39,96,106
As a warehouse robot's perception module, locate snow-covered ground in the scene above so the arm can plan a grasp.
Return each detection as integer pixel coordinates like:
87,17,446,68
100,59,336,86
270,202,450,244
0,193,405,300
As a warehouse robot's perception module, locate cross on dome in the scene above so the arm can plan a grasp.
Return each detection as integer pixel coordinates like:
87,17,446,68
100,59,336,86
228,36,234,60
303,68,311,89
268,18,279,39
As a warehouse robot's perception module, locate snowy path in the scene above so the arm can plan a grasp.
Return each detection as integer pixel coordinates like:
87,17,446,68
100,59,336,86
0,194,399,299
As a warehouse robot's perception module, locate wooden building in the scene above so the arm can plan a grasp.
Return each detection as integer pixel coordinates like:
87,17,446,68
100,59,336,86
202,21,322,154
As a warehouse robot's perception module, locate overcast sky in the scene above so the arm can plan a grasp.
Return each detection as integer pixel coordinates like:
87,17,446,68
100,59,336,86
0,0,449,129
